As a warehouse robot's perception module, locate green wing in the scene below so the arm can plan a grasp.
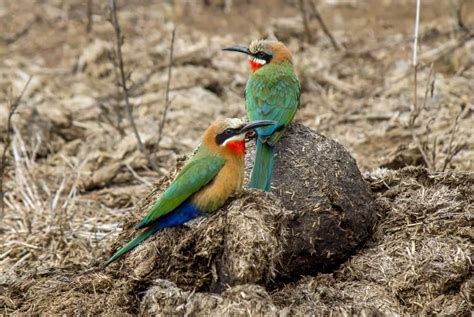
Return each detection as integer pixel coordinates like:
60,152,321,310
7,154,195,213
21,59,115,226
135,155,225,229
245,68,300,142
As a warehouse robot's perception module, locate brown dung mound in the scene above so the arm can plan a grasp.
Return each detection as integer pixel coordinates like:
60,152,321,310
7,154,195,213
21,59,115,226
247,123,376,280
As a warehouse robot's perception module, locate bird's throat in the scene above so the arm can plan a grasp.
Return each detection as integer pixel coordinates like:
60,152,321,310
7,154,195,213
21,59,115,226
248,59,264,72
225,140,246,156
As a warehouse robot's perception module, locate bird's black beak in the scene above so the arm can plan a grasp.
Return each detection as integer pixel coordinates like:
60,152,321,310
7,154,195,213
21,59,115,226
222,46,252,56
238,120,275,134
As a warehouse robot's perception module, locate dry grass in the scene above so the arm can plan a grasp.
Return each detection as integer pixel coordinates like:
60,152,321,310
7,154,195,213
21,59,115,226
0,0,473,315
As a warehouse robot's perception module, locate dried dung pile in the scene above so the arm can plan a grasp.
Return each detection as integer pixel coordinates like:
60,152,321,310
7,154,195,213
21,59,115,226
249,123,376,280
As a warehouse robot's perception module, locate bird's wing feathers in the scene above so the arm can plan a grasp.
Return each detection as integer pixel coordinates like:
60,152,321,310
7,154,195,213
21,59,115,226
245,73,300,139
135,156,225,229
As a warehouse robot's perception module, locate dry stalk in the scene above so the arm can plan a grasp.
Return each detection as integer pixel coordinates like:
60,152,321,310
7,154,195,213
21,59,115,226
452,0,471,35
298,0,313,44
442,109,465,172
1,17,37,45
412,0,421,111
97,101,125,136
308,0,343,50
409,65,435,170
156,26,176,151
86,0,93,33
408,58,466,172
408,0,434,169
108,49,126,136
0,76,33,221
109,0,161,173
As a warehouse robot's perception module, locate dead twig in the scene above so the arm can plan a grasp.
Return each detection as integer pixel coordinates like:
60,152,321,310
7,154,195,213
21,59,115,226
308,0,343,50
298,0,314,44
420,64,435,112
407,5,467,173
409,0,434,170
109,0,161,173
156,26,176,151
108,48,126,136
97,102,125,136
1,76,33,221
1,17,37,45
452,0,471,35
409,63,435,170
412,0,421,114
442,109,465,172
86,0,93,33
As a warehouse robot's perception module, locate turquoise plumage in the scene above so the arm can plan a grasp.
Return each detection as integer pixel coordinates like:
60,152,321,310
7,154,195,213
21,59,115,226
224,40,300,191
245,63,300,190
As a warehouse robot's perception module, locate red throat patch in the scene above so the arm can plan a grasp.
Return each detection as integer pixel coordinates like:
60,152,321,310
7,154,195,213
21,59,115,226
225,140,246,156
248,59,264,72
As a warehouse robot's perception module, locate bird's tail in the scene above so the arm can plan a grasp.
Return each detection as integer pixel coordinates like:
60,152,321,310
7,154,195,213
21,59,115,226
250,136,275,191
103,202,202,267
103,224,159,267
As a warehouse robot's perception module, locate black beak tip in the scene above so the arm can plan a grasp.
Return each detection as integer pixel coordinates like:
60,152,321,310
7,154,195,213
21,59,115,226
255,120,277,127
240,120,276,134
222,46,251,55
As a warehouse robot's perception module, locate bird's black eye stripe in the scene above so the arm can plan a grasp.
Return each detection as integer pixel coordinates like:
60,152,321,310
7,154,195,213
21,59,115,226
255,51,273,63
215,128,237,145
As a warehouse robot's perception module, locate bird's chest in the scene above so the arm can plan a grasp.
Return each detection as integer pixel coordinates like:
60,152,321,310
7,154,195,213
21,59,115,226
192,160,244,212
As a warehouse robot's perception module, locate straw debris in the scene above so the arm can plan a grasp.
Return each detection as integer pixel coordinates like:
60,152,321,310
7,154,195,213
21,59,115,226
7,166,470,315
141,280,279,316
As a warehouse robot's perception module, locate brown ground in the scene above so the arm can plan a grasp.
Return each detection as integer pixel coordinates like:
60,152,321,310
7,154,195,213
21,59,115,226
0,0,473,315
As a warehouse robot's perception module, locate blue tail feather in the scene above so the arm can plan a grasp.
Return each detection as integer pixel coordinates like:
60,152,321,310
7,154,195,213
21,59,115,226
104,202,202,266
250,137,275,191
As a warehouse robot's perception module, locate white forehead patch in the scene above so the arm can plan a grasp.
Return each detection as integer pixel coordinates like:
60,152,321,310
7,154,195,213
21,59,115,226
249,40,262,54
223,118,244,129
249,39,278,54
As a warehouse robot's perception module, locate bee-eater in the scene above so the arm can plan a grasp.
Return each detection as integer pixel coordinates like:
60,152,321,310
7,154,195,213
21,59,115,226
104,118,274,266
223,40,300,191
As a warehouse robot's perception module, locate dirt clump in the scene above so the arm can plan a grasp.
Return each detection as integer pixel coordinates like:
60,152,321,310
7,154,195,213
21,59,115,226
247,123,376,280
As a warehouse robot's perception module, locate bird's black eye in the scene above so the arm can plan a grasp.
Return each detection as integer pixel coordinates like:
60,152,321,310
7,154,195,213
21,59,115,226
224,128,233,135
254,51,272,63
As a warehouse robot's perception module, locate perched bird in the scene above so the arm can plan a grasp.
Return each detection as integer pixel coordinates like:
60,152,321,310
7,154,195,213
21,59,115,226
223,40,300,191
104,118,274,266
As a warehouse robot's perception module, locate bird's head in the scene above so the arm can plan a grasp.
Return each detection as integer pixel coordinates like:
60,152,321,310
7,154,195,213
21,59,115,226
223,39,293,72
203,118,275,157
